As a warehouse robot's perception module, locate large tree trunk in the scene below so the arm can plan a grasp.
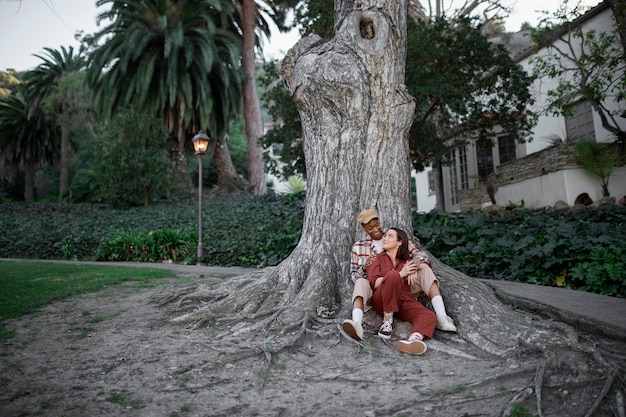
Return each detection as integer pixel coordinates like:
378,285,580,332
187,0,416,317
160,4,625,412
165,1,567,357
278,0,416,311
241,0,267,196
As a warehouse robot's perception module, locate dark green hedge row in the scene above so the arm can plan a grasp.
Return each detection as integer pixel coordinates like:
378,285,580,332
1,195,623,296
412,205,626,297
0,193,304,267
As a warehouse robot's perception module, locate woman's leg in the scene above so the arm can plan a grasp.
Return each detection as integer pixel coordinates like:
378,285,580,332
371,274,402,315
396,295,437,339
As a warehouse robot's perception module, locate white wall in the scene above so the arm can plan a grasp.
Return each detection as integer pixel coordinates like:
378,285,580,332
519,6,626,150
413,169,437,213
495,167,626,208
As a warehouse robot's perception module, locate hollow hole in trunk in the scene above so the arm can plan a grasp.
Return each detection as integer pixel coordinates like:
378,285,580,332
360,18,375,39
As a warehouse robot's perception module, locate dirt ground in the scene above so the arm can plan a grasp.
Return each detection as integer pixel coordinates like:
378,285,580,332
1,272,624,417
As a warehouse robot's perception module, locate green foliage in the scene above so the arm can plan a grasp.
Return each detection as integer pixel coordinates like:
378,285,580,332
0,85,60,201
1,195,623,296
294,0,334,39
568,245,625,296
412,205,626,297
0,193,304,267
88,0,242,138
261,12,536,176
506,403,537,417
406,16,536,171
530,2,626,144
198,193,304,266
259,60,304,180
23,46,87,114
573,140,618,197
284,175,306,194
0,69,22,97
97,229,195,262
91,109,173,207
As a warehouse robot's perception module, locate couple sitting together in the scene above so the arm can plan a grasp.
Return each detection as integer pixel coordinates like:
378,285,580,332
342,209,457,356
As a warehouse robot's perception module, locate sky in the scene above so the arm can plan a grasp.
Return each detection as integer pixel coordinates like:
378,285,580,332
0,0,603,72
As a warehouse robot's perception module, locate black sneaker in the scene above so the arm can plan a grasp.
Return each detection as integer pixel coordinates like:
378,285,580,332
378,320,392,339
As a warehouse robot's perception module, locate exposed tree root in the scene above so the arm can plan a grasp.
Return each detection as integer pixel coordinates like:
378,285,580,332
155,270,626,416
500,387,534,417
533,353,552,417
616,390,625,417
584,350,619,417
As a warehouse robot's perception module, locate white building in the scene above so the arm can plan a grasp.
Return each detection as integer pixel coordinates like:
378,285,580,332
413,2,626,212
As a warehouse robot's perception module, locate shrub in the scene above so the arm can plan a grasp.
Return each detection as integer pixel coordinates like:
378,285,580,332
97,229,195,262
412,205,626,297
0,195,623,297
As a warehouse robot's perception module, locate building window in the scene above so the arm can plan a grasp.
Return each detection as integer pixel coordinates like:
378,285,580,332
427,171,435,195
498,135,516,164
449,151,459,206
459,146,469,190
565,100,595,141
477,144,494,179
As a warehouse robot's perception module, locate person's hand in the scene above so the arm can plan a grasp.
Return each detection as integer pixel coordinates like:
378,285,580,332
400,260,418,278
363,254,376,270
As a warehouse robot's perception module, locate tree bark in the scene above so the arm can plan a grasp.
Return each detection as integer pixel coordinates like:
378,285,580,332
161,4,626,405
251,0,416,314
212,133,246,193
433,163,445,211
604,0,626,56
242,0,267,196
58,123,69,202
24,157,35,203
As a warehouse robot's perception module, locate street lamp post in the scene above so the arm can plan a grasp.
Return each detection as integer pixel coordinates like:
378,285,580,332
192,130,210,264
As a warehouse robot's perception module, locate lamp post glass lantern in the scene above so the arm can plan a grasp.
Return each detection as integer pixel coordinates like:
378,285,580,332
192,131,210,263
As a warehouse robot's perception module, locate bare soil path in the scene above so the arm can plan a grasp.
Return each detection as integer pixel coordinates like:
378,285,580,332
1,266,624,417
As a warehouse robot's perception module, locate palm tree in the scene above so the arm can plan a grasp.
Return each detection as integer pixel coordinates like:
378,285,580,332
22,46,87,202
574,139,618,197
0,89,59,202
88,0,244,193
235,0,298,196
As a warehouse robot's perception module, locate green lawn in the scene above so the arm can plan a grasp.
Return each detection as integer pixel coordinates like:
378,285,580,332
0,261,174,324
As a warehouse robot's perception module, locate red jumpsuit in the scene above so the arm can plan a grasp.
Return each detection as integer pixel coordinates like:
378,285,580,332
367,253,437,339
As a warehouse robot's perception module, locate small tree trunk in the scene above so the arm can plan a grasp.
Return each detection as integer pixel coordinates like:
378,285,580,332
58,123,70,202
212,133,246,193
433,163,445,211
24,157,36,203
242,0,267,196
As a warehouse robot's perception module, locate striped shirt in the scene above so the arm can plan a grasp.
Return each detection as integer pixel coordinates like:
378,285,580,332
350,238,429,283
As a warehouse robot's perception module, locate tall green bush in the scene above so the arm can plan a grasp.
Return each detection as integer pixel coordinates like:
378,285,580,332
92,109,173,207
412,206,626,297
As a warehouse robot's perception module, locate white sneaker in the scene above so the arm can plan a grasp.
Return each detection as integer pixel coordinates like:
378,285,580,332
436,315,457,332
342,319,364,341
396,340,427,355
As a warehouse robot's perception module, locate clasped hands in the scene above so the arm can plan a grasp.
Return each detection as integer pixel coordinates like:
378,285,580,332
401,258,422,284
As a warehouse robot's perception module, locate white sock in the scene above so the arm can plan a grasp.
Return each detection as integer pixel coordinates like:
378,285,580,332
431,295,448,318
352,308,363,323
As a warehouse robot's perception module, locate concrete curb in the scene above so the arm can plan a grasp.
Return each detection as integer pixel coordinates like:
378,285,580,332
479,279,626,342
